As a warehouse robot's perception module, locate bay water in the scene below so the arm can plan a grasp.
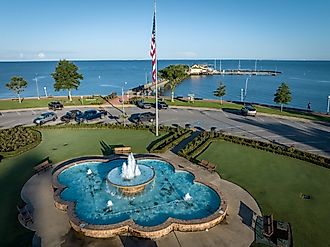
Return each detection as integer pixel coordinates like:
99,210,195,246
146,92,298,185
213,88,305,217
0,60,329,112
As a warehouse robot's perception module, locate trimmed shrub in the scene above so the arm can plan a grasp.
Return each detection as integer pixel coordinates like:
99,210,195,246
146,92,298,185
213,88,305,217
0,127,42,157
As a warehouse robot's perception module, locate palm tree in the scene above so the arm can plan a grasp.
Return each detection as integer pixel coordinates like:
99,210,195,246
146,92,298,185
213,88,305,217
214,82,226,105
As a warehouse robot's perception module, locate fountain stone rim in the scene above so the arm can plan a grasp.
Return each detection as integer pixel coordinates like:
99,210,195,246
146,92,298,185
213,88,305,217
106,164,155,194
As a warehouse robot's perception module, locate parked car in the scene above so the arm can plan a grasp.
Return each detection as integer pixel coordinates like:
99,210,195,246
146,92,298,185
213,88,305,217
60,110,82,123
155,101,168,109
129,112,156,124
33,112,57,125
241,104,257,116
75,109,107,123
136,100,152,109
48,101,63,110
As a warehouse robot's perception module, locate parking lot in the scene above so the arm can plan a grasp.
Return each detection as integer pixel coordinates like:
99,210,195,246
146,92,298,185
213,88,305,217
1,105,330,157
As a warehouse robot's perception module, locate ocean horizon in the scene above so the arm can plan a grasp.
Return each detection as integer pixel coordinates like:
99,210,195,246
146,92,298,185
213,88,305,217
1,59,330,112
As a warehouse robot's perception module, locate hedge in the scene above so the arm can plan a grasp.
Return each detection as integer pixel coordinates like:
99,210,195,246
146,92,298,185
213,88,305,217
148,128,193,153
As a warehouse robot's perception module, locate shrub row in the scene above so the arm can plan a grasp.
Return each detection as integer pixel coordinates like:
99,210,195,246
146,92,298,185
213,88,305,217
179,131,330,168
35,122,175,133
148,128,193,153
0,127,42,157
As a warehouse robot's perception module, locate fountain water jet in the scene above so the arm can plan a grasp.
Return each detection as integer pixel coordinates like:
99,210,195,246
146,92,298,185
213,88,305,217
121,153,141,180
107,153,155,194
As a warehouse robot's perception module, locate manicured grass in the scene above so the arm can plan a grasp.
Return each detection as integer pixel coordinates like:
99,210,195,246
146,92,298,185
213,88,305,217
198,140,330,247
143,98,241,109
0,128,161,247
255,105,330,122
0,96,105,110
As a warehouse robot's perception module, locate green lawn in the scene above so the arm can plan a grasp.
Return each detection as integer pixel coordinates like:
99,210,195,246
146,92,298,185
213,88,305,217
198,140,330,247
0,96,105,110
0,128,160,247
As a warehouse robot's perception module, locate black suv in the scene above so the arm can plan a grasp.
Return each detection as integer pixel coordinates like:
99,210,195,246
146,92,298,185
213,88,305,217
48,101,63,110
129,112,156,124
60,110,82,123
155,101,168,109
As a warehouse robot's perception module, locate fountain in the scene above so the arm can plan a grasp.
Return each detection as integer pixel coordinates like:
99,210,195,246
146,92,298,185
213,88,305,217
53,155,227,239
184,193,193,201
121,153,141,180
107,153,155,194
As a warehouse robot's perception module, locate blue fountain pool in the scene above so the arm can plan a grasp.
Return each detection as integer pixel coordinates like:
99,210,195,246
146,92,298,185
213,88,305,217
58,159,221,227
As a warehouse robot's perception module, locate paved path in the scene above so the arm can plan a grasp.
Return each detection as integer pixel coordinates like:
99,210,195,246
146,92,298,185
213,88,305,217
20,152,261,247
1,105,329,157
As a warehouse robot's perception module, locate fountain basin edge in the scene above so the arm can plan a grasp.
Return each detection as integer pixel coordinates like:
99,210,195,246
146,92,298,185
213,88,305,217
52,155,227,239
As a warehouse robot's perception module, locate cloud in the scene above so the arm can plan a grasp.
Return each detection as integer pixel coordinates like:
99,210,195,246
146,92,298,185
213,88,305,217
38,52,46,58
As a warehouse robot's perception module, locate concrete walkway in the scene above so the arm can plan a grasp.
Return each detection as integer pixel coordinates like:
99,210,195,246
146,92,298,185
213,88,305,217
21,152,261,247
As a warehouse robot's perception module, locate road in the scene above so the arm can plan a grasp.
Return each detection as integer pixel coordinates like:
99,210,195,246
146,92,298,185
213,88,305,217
1,105,329,158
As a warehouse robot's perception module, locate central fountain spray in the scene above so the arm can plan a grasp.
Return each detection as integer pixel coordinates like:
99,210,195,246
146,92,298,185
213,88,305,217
107,153,155,194
121,153,141,180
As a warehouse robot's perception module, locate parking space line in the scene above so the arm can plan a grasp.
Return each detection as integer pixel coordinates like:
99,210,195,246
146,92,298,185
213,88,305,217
16,111,21,116
221,110,228,118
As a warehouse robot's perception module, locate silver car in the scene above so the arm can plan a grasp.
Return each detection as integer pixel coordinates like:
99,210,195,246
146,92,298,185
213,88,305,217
33,112,57,125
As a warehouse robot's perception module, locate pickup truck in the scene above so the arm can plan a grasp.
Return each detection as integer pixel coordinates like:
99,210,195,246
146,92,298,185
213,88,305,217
75,109,107,123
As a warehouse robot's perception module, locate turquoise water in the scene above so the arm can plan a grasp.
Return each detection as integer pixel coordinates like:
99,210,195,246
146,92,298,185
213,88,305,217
1,60,329,112
57,159,221,226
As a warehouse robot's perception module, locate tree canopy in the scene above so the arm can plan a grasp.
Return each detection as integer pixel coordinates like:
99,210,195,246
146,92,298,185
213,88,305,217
52,60,83,101
159,64,189,102
214,82,226,104
6,76,28,103
274,82,292,111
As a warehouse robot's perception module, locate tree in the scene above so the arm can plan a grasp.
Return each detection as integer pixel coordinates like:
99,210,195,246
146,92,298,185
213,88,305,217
6,76,28,103
214,82,226,105
159,64,189,102
274,82,292,112
51,60,83,101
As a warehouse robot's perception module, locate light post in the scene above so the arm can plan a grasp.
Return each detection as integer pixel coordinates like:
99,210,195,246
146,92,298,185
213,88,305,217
122,82,127,125
327,95,330,114
33,73,40,100
122,82,127,114
44,86,48,97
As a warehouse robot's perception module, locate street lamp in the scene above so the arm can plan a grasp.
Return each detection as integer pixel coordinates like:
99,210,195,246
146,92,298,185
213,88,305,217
44,86,48,97
33,73,40,100
122,82,127,114
327,95,330,114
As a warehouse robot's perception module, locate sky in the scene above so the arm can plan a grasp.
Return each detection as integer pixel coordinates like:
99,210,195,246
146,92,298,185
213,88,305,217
0,0,330,61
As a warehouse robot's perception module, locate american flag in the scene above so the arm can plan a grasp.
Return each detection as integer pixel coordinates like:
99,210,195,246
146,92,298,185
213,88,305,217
150,12,156,83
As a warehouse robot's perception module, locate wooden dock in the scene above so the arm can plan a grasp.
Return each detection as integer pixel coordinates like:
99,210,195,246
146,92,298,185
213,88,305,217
191,69,281,76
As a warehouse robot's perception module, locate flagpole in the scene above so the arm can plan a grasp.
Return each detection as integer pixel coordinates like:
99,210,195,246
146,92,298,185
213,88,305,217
154,0,159,137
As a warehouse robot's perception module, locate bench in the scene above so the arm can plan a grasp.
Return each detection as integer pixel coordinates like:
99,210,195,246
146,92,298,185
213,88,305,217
114,146,132,155
263,214,274,237
17,205,33,226
34,159,52,174
199,159,216,172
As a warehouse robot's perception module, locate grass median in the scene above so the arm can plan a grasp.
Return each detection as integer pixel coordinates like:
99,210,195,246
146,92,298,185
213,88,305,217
0,96,105,110
198,140,330,247
0,128,162,247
